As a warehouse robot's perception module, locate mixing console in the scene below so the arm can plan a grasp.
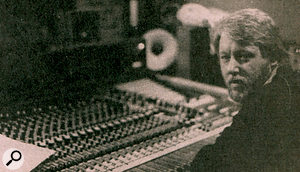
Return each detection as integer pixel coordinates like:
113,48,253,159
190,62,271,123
0,79,238,171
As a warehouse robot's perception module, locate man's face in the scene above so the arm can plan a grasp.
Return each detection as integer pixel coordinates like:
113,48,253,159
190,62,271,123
219,32,272,103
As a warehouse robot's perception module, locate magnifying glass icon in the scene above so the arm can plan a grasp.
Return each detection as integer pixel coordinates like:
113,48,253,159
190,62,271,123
6,150,22,166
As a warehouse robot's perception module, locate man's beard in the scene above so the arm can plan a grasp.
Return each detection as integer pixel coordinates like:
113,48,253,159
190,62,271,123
227,77,250,103
227,74,268,103
228,87,249,103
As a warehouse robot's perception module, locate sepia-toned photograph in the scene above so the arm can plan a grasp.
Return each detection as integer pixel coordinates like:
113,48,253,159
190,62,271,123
0,0,299,171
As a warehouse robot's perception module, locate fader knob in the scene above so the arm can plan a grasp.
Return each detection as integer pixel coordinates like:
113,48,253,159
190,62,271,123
46,139,55,148
107,122,114,130
126,117,133,123
37,140,47,148
113,120,121,127
78,129,87,138
55,136,63,145
132,115,139,121
62,134,71,144
120,119,127,125
92,126,100,134
184,120,192,127
100,124,108,131
138,113,145,119
85,128,94,136
71,132,79,141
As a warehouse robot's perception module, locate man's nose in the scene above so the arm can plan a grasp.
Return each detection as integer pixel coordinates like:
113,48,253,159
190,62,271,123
227,56,240,74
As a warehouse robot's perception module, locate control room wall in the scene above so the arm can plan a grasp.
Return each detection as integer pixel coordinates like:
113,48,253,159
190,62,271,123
188,0,300,44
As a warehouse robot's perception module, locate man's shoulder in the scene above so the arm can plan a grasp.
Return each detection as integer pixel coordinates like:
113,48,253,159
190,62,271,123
277,65,300,86
264,66,299,103
264,66,300,127
277,67,300,106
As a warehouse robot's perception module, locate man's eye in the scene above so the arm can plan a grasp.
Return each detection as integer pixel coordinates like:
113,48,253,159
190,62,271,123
238,54,254,63
220,55,230,61
237,52,254,62
239,56,249,63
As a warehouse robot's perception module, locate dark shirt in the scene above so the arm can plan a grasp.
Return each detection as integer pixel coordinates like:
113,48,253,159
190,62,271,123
191,66,300,172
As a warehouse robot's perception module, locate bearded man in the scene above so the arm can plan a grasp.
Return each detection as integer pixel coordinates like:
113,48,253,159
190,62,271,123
190,8,300,171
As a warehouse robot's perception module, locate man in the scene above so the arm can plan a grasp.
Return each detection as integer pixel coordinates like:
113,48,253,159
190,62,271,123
190,9,300,171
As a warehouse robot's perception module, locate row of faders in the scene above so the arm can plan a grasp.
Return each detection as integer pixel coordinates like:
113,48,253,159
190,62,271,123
61,89,238,171
0,88,238,171
0,89,179,171
112,90,240,171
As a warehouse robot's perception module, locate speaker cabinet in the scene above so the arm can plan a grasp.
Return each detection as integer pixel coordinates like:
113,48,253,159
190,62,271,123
176,26,225,87
72,11,100,43
53,1,128,51
127,0,183,37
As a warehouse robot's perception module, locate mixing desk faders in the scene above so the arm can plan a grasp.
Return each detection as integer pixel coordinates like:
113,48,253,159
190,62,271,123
0,79,239,171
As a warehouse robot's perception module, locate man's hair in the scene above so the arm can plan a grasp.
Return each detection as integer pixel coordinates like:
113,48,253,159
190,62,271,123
211,8,289,63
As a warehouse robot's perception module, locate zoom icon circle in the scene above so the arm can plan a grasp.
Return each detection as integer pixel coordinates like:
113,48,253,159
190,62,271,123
6,150,22,166
2,148,24,170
